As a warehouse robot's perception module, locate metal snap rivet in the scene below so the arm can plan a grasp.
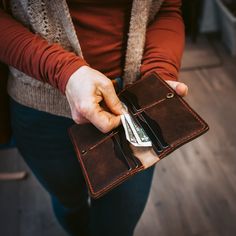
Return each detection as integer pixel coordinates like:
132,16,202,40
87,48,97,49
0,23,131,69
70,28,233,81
166,92,174,99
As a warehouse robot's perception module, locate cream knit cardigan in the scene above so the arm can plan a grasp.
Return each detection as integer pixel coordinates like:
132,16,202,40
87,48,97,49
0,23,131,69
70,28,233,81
8,0,164,118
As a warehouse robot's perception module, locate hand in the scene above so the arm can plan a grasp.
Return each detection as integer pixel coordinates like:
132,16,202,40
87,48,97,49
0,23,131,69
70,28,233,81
65,66,124,133
166,80,188,97
65,65,188,134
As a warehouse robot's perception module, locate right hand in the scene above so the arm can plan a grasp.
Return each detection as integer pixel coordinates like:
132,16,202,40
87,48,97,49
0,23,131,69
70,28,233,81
65,66,124,133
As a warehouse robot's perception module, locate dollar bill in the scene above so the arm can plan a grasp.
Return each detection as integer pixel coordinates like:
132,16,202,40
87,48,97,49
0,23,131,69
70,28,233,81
121,103,152,147
124,113,152,147
121,114,138,145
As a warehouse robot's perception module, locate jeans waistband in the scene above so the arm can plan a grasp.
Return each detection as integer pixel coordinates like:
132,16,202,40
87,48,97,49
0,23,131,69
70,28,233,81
112,77,123,93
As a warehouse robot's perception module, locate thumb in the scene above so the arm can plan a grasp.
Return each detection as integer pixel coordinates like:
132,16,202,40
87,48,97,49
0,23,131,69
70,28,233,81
101,81,124,115
166,80,188,97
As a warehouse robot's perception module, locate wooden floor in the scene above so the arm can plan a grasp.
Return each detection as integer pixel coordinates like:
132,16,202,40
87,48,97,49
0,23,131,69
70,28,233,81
1,37,236,236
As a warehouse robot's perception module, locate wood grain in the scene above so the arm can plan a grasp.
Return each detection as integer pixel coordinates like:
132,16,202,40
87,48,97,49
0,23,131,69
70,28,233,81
135,39,236,236
1,38,236,236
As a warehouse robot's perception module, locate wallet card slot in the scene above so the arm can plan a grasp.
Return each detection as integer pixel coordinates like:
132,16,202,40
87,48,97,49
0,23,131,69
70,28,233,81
117,126,142,168
120,95,170,155
138,112,169,149
86,131,117,153
134,113,169,155
69,123,111,155
120,90,167,115
142,97,207,146
81,128,141,170
68,72,209,199
112,134,132,171
120,90,166,114
119,74,173,113
81,136,133,194
120,91,140,113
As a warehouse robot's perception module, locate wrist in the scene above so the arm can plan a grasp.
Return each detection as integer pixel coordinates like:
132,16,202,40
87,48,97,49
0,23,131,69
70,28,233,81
59,59,88,94
65,65,91,94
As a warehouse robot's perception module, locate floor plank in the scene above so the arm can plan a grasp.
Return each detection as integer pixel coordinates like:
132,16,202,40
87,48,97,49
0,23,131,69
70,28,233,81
181,37,222,70
0,149,67,236
135,40,236,236
1,37,236,236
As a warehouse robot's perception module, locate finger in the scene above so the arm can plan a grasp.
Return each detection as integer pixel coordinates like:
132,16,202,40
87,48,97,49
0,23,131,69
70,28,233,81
86,103,121,133
176,83,188,97
100,80,125,115
166,80,188,97
92,111,120,133
71,109,90,124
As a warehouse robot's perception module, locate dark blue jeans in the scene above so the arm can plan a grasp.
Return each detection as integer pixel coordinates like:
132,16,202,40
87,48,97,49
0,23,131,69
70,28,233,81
10,99,155,236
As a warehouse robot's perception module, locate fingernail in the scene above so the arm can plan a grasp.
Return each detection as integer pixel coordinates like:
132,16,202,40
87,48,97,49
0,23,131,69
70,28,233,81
120,102,128,114
121,108,127,114
185,86,189,96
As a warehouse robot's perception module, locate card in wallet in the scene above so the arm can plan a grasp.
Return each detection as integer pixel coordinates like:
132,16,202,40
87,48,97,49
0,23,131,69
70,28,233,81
68,73,209,199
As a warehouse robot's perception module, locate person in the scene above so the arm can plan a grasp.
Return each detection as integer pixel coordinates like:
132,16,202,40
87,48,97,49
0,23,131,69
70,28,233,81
0,0,188,235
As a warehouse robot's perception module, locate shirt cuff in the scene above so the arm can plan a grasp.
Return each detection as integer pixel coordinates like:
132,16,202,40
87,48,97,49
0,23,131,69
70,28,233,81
57,58,88,94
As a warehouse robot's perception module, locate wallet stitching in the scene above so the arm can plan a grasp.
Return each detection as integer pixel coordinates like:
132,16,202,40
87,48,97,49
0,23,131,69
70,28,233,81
118,75,169,110
154,73,208,156
70,133,145,198
87,76,208,196
159,124,207,159
68,129,104,197
89,166,145,198
158,78,208,154
154,73,207,130
133,98,167,115
70,73,209,198
168,110,207,148
90,92,207,196
89,120,207,197
135,74,208,153
89,117,206,197
87,131,118,152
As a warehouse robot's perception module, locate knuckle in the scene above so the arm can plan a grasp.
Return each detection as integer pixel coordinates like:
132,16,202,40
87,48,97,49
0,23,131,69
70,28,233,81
100,126,111,133
78,117,86,124
71,110,85,124
100,121,114,133
72,116,81,124
77,102,89,116
101,79,112,89
74,118,81,124
72,114,83,124
113,99,122,109
71,111,78,121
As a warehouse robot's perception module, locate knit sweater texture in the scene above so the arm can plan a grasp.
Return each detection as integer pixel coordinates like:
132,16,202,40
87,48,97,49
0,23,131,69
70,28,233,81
0,0,185,118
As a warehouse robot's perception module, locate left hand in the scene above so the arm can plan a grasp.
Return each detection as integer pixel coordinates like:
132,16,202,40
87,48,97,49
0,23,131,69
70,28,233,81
166,80,188,97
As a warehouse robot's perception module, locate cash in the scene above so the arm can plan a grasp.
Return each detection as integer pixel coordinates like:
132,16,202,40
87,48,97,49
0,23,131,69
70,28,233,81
121,104,152,147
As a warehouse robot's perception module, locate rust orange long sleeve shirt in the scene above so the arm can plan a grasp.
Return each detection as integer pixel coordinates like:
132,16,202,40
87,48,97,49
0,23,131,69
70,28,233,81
0,0,184,93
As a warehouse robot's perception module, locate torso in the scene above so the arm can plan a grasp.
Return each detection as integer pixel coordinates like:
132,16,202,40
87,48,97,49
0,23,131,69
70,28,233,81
67,0,133,78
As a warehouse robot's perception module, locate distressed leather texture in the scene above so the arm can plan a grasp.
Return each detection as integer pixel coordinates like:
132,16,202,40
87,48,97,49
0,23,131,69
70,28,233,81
68,73,209,198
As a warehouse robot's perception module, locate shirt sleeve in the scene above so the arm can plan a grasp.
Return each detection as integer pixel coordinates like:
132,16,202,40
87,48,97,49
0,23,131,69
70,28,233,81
140,0,185,81
0,9,88,94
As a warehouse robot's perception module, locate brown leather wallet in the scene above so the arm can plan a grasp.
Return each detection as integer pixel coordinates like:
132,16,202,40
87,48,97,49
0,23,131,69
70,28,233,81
68,73,209,198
